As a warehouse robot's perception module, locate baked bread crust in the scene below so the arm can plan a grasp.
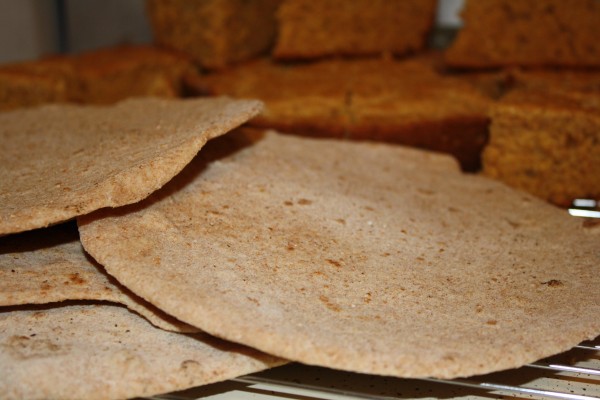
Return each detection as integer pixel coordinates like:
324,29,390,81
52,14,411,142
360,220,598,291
445,0,600,68
147,0,282,69
273,0,437,60
194,56,491,170
482,87,600,206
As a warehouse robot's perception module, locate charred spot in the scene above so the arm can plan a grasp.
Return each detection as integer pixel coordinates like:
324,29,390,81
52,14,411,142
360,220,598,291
541,279,564,287
68,273,86,285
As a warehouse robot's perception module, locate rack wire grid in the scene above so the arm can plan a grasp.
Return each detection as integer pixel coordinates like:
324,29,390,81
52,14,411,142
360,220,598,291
146,201,600,400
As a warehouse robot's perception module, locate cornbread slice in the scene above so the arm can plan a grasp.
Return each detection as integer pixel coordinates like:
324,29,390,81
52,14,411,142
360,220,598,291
347,60,492,171
274,0,437,60
147,0,282,69
194,56,491,170
71,45,199,104
446,0,600,68
482,88,600,206
0,69,68,111
0,45,199,109
191,58,353,137
510,68,600,94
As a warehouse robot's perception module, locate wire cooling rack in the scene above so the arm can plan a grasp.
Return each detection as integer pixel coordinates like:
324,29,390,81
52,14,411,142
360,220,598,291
149,337,599,400
148,202,600,400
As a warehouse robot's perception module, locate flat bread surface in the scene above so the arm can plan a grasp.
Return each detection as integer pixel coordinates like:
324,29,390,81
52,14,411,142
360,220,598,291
0,97,262,235
0,303,284,400
79,130,600,379
0,222,194,332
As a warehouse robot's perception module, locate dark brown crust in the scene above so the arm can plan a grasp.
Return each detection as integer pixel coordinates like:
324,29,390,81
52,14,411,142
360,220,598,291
349,115,490,172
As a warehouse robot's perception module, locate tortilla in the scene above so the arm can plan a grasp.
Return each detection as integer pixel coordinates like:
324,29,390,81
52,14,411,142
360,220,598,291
0,97,262,235
0,303,284,400
78,130,600,379
0,222,195,332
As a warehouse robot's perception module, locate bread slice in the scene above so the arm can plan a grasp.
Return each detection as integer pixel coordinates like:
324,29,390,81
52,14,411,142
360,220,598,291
482,87,600,206
71,45,199,104
273,0,437,60
445,0,600,68
193,56,491,170
0,45,199,109
0,69,68,111
147,0,282,69
510,68,600,94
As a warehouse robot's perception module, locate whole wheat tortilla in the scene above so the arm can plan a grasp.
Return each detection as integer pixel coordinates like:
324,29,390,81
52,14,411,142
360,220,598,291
0,303,284,400
79,130,600,379
0,222,195,332
0,97,262,235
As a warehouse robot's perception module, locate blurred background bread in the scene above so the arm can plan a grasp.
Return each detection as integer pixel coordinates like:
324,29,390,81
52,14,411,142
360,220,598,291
0,0,598,206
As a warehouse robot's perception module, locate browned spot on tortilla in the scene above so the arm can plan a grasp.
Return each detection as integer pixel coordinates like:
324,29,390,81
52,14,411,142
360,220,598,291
297,198,312,205
542,279,564,287
283,200,293,206
247,297,260,306
319,295,341,312
486,320,497,325
68,273,86,285
312,270,328,278
326,259,342,268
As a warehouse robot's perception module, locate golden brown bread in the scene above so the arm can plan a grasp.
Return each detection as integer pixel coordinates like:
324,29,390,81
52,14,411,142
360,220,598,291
146,0,282,69
0,69,68,111
273,0,437,60
482,87,600,206
509,68,600,94
445,0,600,68
193,56,492,170
0,45,199,109
71,45,199,104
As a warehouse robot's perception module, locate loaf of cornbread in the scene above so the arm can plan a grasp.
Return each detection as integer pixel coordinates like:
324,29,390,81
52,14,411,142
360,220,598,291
71,45,198,104
193,55,492,171
0,45,198,109
510,68,600,94
0,69,68,111
146,0,282,69
445,0,600,68
274,0,437,60
482,88,600,206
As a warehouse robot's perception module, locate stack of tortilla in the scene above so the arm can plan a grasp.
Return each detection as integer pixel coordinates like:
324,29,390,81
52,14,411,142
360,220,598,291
0,98,285,399
1,97,599,398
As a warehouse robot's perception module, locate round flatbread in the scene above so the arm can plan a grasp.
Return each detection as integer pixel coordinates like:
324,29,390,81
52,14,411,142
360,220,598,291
0,97,262,235
0,222,195,332
79,130,600,379
0,303,284,400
